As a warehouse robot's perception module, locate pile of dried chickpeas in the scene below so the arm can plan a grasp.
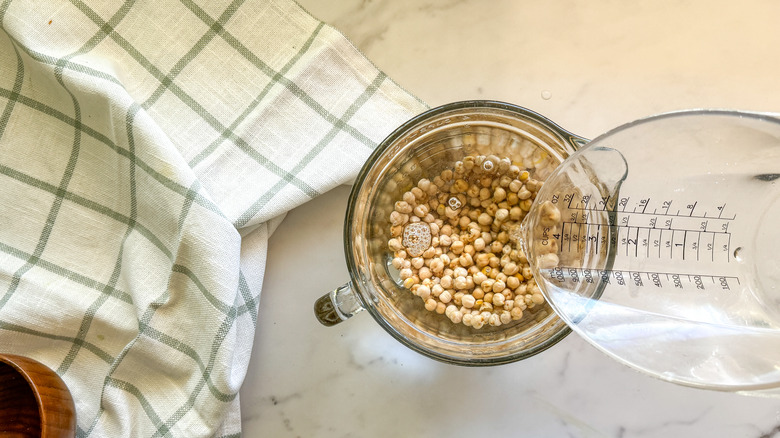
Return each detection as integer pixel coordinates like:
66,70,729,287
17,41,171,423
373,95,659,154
387,153,551,329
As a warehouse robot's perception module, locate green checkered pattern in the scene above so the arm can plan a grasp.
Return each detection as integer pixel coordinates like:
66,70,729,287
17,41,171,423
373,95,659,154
0,0,426,435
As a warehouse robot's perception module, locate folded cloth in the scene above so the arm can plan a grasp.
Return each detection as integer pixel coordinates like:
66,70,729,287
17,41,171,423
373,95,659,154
0,0,426,435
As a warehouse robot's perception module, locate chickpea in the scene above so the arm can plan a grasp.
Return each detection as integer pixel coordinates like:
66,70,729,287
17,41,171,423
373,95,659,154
506,275,521,290
493,187,507,202
503,262,519,276
451,240,465,255
453,291,464,305
475,212,491,226
417,285,431,301
430,258,445,275
395,201,413,214
388,151,557,329
390,211,408,227
450,311,463,324
455,179,470,192
459,253,473,267
453,276,469,290
538,200,561,227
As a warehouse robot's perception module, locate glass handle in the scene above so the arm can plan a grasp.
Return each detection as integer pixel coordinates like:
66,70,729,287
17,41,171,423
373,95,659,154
314,282,365,326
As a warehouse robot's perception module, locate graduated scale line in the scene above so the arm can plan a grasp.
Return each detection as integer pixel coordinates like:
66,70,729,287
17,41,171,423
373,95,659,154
564,199,736,221
548,266,741,285
557,221,732,263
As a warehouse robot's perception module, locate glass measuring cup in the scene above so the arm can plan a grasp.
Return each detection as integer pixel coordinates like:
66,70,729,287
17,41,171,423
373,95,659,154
521,110,780,393
313,101,585,365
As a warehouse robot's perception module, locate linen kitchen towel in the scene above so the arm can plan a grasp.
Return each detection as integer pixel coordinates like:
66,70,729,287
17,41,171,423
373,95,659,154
0,0,426,435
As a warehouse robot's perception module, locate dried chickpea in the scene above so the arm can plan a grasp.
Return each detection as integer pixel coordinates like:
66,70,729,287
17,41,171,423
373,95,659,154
388,150,555,329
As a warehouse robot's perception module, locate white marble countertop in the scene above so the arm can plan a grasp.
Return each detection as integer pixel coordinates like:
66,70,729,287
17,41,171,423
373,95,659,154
240,1,780,436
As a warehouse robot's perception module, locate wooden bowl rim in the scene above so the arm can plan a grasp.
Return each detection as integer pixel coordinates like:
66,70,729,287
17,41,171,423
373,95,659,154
0,353,76,437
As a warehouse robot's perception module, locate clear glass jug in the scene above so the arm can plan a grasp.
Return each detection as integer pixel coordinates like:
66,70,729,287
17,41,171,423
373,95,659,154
521,110,780,394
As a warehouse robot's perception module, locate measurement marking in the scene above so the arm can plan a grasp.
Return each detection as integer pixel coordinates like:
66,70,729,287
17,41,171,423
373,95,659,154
641,198,650,213
727,233,731,262
595,224,601,254
716,203,736,220
570,207,734,220
624,226,630,257
711,233,716,262
696,231,701,261
560,221,730,234
646,228,651,258
688,201,698,217
682,230,687,260
635,227,640,257
552,267,740,284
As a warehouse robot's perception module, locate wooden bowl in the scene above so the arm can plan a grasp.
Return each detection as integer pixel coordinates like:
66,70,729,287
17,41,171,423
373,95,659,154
0,354,76,437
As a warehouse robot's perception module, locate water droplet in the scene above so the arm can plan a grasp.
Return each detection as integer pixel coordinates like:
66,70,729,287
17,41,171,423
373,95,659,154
733,247,744,262
541,90,552,100
448,196,462,209
482,160,494,172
